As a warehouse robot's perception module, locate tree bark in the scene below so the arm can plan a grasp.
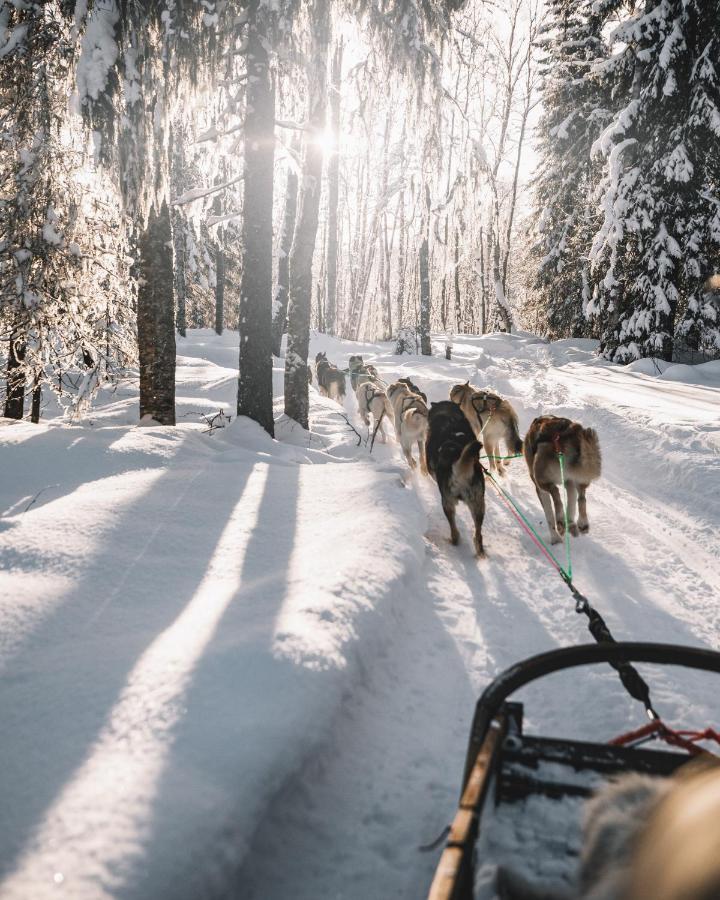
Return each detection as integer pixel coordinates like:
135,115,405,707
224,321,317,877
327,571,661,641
454,227,462,333
137,200,176,424
31,375,41,424
419,186,432,355
3,330,26,419
215,226,225,335
325,40,343,336
284,0,330,428
271,167,298,355
237,1,275,436
171,129,187,338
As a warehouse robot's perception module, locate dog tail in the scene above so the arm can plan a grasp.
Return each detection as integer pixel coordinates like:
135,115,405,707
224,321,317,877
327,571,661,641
580,427,602,479
507,413,523,454
453,439,482,477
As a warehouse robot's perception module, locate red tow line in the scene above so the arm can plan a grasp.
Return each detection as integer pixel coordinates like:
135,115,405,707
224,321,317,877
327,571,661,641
610,719,720,756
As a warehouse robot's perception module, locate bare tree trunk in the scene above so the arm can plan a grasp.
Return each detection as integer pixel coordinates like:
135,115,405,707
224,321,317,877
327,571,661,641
492,222,512,332
325,39,342,336
173,215,186,338
3,329,25,419
271,167,298,356
215,226,225,335
454,227,462,333
137,200,176,424
419,187,432,355
284,0,330,428
31,374,41,424
479,225,487,334
237,1,275,436
171,129,187,338
396,190,406,330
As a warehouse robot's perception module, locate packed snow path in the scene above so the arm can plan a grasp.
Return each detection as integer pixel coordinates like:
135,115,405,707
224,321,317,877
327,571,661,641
0,330,718,899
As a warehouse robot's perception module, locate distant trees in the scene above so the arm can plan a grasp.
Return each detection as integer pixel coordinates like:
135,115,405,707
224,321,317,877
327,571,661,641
529,0,720,361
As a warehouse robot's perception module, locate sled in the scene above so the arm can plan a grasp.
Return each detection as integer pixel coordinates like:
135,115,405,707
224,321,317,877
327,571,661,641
428,642,720,900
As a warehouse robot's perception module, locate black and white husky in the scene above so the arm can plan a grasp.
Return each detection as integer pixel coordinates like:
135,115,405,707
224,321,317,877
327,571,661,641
426,400,485,557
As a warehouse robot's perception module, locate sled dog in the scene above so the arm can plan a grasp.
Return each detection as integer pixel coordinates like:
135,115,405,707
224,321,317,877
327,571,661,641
397,376,427,403
315,352,346,402
449,382,522,474
523,415,601,545
386,381,428,472
348,355,380,390
426,401,485,557
356,381,392,443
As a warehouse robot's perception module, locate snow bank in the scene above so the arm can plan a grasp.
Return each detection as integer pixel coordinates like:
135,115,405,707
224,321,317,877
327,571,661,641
0,335,424,899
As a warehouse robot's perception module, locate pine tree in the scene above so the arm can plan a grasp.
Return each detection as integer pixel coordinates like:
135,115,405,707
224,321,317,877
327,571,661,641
530,0,609,339
589,0,720,362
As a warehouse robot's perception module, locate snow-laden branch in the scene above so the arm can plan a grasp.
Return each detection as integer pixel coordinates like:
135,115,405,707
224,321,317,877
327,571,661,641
172,174,244,206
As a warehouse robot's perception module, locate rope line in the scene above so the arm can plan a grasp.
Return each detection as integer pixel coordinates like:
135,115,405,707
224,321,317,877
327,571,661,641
481,461,659,722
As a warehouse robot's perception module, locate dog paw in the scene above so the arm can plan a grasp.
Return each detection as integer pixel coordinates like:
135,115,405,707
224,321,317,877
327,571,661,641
450,534,460,546
569,523,579,537
475,547,486,559
556,519,566,536
550,532,562,545
578,522,590,534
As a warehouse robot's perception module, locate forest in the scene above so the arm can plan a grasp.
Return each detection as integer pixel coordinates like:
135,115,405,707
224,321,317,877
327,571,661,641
1,0,718,432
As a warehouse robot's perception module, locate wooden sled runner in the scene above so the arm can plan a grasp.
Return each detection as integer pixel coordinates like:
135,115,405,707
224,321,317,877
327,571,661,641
428,642,720,900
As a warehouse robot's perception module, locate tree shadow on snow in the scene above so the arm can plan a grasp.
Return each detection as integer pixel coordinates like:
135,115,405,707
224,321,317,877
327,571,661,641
116,455,307,899
0,456,258,884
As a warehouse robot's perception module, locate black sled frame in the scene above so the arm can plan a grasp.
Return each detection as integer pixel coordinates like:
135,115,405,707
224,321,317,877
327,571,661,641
428,642,720,900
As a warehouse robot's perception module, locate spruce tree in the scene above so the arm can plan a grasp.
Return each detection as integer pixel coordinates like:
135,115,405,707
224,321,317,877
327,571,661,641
589,0,720,362
531,0,609,339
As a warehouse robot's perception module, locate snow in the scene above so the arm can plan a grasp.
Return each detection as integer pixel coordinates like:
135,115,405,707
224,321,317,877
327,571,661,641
76,1,120,104
1,329,719,899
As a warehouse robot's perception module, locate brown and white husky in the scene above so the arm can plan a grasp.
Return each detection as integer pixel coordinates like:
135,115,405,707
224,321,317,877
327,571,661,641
523,415,601,545
449,382,522,475
315,352,346,402
386,381,428,473
356,381,392,443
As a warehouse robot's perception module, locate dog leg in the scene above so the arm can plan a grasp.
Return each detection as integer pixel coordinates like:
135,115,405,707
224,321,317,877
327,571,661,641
472,502,486,558
565,481,579,536
536,484,562,544
577,484,590,533
418,439,428,476
547,483,566,537
442,497,460,545
401,436,416,469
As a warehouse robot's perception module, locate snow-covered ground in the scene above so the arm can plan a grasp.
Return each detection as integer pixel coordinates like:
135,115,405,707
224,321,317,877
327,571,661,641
0,329,718,899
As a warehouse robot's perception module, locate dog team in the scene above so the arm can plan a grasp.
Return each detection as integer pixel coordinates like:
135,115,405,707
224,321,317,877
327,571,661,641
314,351,602,559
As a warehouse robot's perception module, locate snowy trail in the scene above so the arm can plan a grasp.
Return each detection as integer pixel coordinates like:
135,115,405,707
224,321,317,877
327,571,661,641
1,330,718,900
239,334,719,899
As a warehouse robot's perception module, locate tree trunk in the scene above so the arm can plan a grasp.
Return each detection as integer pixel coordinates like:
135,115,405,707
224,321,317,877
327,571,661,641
3,329,26,419
271,167,298,356
284,0,330,428
171,128,187,339
31,375,41,424
215,226,225,335
137,200,176,424
454,227,462,333
396,189,406,330
325,40,343,336
173,216,186,338
237,1,275,436
492,226,513,332
419,186,432,355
